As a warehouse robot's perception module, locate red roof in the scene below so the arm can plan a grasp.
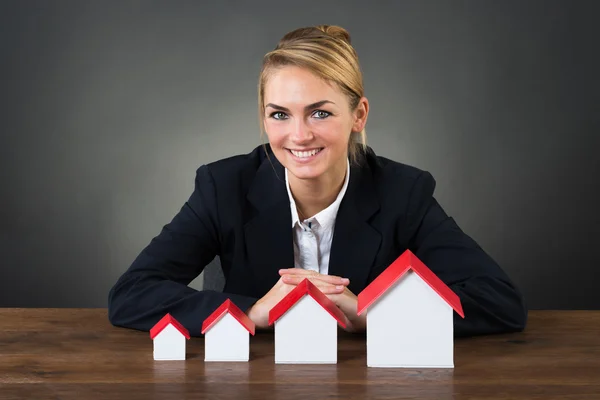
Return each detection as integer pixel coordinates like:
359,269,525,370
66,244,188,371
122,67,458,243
357,250,464,318
201,299,256,335
268,278,347,327
150,313,191,339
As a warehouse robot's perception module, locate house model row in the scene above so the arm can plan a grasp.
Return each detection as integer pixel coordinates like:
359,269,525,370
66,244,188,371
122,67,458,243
149,249,465,367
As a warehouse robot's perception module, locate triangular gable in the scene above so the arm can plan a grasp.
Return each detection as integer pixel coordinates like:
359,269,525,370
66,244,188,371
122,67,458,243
201,299,256,335
268,278,347,327
357,250,464,317
150,313,191,339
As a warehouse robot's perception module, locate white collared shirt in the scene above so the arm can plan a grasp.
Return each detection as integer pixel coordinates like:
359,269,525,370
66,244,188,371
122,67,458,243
285,159,350,275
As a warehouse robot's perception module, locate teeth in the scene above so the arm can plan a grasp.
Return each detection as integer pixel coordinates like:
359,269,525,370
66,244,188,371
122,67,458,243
290,148,321,158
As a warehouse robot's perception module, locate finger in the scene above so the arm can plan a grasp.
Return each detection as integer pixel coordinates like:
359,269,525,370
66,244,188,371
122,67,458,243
279,269,350,285
279,268,318,276
316,285,345,295
282,274,350,286
308,279,346,295
280,275,310,286
280,275,311,285
281,275,344,293
282,274,349,286
280,276,340,293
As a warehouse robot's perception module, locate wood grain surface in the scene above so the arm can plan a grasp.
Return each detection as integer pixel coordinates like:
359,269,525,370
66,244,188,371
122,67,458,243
0,309,599,399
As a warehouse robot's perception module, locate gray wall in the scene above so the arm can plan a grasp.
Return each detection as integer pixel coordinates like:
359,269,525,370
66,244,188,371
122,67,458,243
1,1,598,309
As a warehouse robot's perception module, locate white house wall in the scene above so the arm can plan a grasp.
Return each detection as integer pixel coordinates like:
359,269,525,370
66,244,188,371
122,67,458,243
367,270,454,367
275,296,338,364
205,313,249,362
153,324,186,360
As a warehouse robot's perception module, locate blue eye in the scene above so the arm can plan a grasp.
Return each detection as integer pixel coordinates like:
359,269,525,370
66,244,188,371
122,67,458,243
269,110,331,120
313,110,331,119
270,112,288,120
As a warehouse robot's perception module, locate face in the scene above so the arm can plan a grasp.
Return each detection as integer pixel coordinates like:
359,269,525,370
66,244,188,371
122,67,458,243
263,66,367,183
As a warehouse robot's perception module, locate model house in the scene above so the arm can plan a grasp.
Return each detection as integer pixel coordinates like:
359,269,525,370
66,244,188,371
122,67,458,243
150,313,190,360
269,278,346,364
201,299,256,362
357,249,465,368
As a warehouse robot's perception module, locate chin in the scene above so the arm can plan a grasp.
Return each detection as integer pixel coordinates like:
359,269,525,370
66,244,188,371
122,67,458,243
285,164,325,181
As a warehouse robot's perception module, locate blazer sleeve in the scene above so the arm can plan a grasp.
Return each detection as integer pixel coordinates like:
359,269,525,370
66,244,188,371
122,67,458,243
107,165,258,336
405,171,528,337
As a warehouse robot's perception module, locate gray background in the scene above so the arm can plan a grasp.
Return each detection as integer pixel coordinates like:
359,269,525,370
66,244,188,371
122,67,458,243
1,1,598,309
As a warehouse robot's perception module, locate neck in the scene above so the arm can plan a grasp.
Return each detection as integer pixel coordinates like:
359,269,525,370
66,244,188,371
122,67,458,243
288,160,347,219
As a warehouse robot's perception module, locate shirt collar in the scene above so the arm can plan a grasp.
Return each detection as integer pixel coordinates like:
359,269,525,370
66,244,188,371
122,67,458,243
285,158,351,229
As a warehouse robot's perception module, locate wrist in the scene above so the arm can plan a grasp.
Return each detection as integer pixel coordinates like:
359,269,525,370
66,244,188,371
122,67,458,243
247,301,268,329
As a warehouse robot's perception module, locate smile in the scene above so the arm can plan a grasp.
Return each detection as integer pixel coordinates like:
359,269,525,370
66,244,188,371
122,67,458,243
288,148,324,158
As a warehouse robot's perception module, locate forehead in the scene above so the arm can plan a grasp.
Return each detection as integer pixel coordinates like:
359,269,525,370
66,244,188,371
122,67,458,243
264,66,344,104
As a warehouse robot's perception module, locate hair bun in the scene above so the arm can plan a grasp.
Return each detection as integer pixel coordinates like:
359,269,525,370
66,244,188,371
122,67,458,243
315,25,352,45
277,25,352,48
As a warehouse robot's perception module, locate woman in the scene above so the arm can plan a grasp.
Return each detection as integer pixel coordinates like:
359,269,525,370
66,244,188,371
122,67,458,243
108,25,527,337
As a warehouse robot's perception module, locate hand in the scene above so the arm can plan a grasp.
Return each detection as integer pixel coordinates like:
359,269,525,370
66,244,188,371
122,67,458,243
278,268,350,288
278,269,366,333
247,274,346,330
328,286,366,333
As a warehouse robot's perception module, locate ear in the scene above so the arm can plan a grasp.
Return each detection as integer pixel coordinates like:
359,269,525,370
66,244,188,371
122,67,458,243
352,97,369,132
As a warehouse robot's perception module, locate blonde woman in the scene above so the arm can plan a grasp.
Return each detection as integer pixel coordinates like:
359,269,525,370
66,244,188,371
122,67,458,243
108,25,527,337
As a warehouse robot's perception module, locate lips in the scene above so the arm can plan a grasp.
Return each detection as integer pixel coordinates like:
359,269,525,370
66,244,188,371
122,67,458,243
288,148,323,158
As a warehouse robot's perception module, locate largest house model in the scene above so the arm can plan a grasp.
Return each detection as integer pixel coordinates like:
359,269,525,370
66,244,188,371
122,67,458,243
357,249,465,368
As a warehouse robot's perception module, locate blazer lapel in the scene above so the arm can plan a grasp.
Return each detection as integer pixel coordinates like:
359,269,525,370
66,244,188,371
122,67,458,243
244,152,294,296
328,162,381,295
244,147,381,297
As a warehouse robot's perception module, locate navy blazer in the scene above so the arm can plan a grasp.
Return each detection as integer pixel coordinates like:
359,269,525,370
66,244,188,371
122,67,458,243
108,144,527,337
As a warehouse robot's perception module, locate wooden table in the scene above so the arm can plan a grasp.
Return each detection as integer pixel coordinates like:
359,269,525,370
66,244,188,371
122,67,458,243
0,309,599,399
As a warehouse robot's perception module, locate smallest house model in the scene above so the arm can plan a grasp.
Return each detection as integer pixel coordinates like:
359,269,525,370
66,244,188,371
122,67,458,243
201,299,256,362
150,313,190,361
269,278,347,364
357,250,465,368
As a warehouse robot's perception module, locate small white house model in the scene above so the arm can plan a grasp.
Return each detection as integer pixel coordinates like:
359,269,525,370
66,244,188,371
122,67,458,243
150,313,190,360
357,250,465,368
269,278,347,364
201,299,256,362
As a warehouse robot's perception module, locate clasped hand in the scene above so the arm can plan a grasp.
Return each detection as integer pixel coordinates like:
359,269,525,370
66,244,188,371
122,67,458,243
246,268,366,333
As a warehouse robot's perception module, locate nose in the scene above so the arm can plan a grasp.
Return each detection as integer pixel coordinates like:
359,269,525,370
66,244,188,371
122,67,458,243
290,119,314,143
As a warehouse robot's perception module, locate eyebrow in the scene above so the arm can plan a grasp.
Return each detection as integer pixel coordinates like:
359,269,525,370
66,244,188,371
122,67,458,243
265,100,335,113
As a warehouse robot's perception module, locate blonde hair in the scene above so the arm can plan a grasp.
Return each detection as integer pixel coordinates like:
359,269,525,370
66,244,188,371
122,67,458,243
258,25,367,165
